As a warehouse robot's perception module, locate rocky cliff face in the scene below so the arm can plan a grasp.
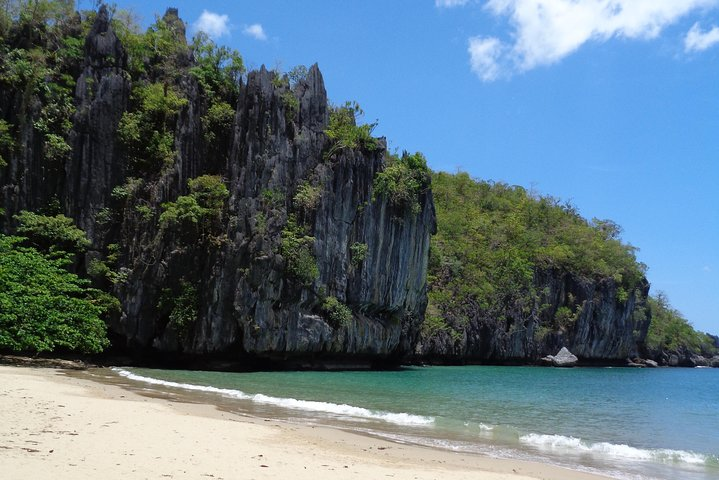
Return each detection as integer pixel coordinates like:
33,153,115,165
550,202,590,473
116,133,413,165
66,7,130,243
118,64,435,365
417,270,650,364
0,7,436,367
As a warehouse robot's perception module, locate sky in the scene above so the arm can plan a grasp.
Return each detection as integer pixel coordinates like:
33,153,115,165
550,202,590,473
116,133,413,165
92,0,718,334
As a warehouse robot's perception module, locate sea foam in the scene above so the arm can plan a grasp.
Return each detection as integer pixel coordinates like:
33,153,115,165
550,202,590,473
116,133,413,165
519,433,711,466
112,368,434,426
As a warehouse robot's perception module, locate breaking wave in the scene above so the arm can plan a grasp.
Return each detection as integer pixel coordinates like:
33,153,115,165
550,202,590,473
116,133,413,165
520,433,715,466
112,367,434,426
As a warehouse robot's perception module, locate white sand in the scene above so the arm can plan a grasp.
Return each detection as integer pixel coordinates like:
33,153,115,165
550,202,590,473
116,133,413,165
0,365,613,480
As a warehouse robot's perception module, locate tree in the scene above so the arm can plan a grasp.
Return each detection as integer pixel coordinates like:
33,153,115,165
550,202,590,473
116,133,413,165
190,31,244,102
373,151,431,214
324,101,377,158
14,210,90,255
0,234,110,354
645,292,715,354
159,175,229,238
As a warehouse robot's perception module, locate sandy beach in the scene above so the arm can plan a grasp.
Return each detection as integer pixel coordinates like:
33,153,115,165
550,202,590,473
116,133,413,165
0,365,611,480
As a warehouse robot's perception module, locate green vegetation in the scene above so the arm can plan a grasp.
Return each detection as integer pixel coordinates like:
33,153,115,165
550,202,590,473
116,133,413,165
118,82,187,174
373,151,431,214
111,177,143,201
191,31,243,155
202,100,235,144
86,256,110,278
15,211,90,254
554,305,578,330
281,90,299,123
0,0,83,177
190,31,244,102
427,172,646,338
254,212,267,235
108,12,243,175
270,64,307,123
645,292,716,354
349,242,368,266
0,2,247,355
132,9,189,80
186,175,229,212
0,234,110,354
293,182,321,212
324,101,377,158
87,243,127,285
159,175,228,236
159,280,199,339
280,215,319,286
271,69,285,88
135,204,153,220
160,195,204,229
261,188,284,208
95,207,113,225
321,296,352,329
0,119,14,167
287,65,308,87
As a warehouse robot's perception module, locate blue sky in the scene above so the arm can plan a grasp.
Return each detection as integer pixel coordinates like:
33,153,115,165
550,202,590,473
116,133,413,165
96,1,718,333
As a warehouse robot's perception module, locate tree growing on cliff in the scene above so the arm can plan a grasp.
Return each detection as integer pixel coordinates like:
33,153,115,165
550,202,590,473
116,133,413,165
0,119,13,167
280,215,319,286
324,101,377,159
373,151,431,214
159,175,229,240
118,82,188,174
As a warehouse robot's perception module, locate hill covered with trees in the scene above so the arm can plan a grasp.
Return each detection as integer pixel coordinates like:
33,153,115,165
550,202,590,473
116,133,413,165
416,172,716,365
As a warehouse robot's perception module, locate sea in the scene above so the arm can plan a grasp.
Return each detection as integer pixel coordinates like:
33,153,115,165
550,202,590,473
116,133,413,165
101,365,719,480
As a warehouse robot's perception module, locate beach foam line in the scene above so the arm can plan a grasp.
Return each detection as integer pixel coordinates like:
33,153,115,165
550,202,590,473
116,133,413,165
111,368,434,426
519,433,713,466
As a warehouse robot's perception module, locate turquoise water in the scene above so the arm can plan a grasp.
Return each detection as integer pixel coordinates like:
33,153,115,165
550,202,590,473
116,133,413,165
112,366,719,480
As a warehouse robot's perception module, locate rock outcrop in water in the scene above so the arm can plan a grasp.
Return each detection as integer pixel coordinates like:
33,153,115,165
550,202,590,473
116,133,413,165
0,7,435,367
541,347,578,367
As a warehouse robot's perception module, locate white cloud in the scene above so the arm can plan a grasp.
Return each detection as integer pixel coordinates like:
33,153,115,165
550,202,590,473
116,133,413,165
193,10,230,38
685,22,719,51
703,265,712,272
466,0,719,80
243,23,267,41
436,0,471,7
468,37,505,80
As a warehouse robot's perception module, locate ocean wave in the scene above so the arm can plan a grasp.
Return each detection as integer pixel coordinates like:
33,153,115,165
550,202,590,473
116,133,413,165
519,433,712,466
111,368,434,426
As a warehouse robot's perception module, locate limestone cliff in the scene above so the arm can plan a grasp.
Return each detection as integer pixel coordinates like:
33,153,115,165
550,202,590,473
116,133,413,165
417,270,650,364
0,7,435,367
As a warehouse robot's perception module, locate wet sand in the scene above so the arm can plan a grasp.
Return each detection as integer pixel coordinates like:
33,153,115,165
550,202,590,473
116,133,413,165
0,365,613,480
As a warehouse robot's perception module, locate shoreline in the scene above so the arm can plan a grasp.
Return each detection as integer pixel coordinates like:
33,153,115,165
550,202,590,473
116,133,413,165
2,353,714,372
0,364,614,480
